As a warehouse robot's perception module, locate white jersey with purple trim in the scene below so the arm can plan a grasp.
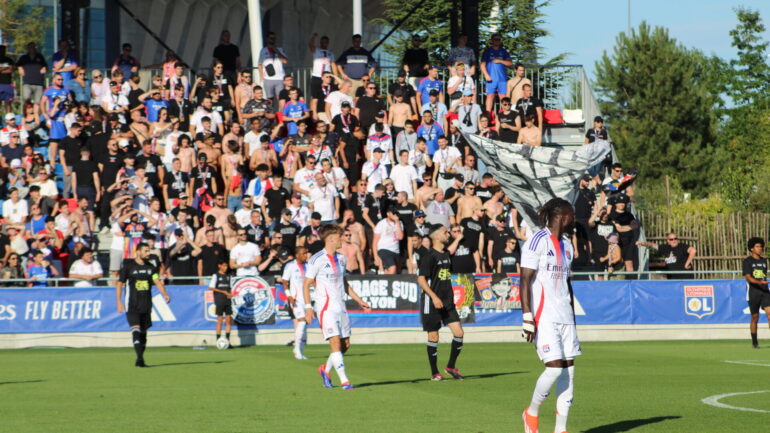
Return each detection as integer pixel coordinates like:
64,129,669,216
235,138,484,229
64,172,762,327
281,259,311,304
306,249,348,314
521,227,575,325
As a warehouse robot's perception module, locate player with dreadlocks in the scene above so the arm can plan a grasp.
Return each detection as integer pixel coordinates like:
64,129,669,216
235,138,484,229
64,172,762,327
520,198,580,433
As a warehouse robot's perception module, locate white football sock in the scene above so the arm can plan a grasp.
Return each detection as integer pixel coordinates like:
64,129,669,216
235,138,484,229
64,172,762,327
528,367,562,416
554,366,574,432
329,351,349,383
294,322,307,355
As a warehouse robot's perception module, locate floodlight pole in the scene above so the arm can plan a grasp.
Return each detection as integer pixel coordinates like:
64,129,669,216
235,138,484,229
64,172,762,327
248,0,264,84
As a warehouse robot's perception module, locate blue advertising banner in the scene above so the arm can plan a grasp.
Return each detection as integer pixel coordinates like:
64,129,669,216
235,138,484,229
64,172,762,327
0,278,761,334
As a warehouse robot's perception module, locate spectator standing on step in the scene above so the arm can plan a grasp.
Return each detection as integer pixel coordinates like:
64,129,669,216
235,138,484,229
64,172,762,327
337,34,376,97
258,32,289,104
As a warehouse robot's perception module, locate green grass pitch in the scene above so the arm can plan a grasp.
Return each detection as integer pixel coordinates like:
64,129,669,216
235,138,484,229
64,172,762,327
2,340,769,432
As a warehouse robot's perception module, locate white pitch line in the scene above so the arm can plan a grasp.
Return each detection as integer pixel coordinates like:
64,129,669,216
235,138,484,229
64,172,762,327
701,391,770,414
725,360,770,368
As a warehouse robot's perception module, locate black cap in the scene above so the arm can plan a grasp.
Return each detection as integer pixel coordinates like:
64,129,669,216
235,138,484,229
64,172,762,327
594,116,603,123
278,247,291,261
372,147,385,153
109,80,119,87
397,70,407,77
341,101,351,107
311,211,322,220
429,89,440,96
376,110,386,117
259,135,270,142
174,228,184,236
581,174,592,182
455,173,465,182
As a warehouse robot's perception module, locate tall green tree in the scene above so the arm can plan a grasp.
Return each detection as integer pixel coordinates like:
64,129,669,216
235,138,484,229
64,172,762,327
726,8,770,109
716,8,770,210
0,0,50,54
594,22,719,194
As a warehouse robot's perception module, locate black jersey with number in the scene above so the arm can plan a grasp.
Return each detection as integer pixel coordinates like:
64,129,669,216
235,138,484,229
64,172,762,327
210,272,232,304
419,249,453,303
119,261,158,314
743,256,769,293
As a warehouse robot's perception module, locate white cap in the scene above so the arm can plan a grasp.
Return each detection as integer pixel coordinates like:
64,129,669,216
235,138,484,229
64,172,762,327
10,158,21,168
4,113,15,121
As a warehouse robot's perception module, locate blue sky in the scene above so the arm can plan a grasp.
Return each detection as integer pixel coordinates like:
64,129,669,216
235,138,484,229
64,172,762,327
541,0,770,80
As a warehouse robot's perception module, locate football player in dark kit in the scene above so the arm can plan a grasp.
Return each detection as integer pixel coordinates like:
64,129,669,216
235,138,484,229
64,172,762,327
209,260,233,343
743,237,770,349
417,224,465,381
116,243,171,367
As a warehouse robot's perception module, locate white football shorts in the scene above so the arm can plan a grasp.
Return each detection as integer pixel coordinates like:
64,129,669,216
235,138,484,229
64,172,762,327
534,321,581,363
317,309,351,340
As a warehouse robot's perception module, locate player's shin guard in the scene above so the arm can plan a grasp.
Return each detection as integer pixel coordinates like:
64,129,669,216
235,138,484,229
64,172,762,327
328,351,349,384
447,337,463,369
554,366,574,433
427,341,439,375
528,367,562,416
131,329,143,360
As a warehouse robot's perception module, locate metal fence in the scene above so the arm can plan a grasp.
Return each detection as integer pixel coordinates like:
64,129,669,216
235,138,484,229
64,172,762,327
15,64,597,129
0,269,745,289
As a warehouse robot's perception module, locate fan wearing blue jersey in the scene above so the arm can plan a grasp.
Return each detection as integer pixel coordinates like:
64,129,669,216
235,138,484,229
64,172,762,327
480,33,512,113
520,198,580,433
281,87,310,136
303,224,371,390
40,73,72,162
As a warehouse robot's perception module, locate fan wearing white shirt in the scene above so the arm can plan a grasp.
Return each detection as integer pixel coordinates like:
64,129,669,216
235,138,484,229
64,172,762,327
229,228,262,276
2,188,28,224
366,123,394,168
69,248,104,287
308,172,340,224
373,207,404,274
432,136,462,192
361,149,389,193
390,150,419,199
293,156,322,203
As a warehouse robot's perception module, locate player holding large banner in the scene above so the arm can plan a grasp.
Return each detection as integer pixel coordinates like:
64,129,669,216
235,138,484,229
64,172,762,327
116,243,171,367
304,225,371,390
520,199,580,433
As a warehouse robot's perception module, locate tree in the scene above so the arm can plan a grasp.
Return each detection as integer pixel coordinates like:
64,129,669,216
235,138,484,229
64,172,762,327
0,0,50,55
594,22,719,194
374,0,565,68
726,8,770,109
487,0,568,65
715,9,770,209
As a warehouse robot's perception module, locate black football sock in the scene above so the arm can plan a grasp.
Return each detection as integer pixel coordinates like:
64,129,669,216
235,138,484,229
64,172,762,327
225,332,231,340
132,329,143,360
427,341,439,375
447,337,463,369
139,331,147,358
751,332,759,346
216,333,221,340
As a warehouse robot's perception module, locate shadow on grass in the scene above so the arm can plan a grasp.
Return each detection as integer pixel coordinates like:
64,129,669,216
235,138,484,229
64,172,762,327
583,416,681,433
0,380,46,386
149,360,233,368
356,371,525,388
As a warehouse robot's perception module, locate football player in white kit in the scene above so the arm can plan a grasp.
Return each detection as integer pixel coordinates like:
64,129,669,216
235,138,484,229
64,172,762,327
282,246,311,360
303,224,371,390
520,198,580,433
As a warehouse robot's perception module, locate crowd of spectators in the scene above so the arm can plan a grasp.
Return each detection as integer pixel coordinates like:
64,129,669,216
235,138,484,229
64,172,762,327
0,30,659,287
